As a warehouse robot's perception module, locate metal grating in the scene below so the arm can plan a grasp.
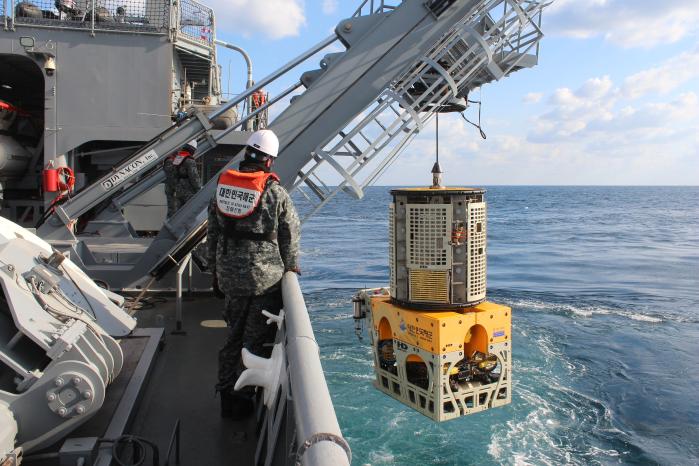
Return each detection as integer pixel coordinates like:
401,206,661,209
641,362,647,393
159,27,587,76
409,269,449,303
178,0,213,45
467,202,487,301
11,0,168,31
389,203,396,297
406,204,452,270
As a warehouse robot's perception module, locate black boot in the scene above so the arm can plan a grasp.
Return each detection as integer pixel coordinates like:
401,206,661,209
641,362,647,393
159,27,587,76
220,391,234,418
229,393,254,420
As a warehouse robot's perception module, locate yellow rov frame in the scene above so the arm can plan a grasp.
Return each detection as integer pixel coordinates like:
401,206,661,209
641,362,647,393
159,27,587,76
358,289,511,422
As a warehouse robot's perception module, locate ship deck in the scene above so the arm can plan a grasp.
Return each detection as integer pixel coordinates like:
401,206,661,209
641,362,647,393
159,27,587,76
28,295,256,466
127,295,256,465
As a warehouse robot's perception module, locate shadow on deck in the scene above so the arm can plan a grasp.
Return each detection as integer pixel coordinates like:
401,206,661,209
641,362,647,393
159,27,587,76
128,295,256,465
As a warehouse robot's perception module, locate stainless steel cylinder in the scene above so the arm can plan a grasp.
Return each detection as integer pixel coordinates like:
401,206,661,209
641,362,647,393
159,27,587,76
389,187,487,309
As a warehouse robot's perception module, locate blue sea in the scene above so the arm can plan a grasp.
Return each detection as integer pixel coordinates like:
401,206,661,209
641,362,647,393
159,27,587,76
296,186,699,466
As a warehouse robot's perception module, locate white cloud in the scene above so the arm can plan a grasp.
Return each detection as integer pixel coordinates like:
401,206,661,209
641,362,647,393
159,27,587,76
529,70,698,145
523,92,543,104
622,48,699,98
545,0,699,48
209,0,306,39
322,0,338,15
380,49,699,185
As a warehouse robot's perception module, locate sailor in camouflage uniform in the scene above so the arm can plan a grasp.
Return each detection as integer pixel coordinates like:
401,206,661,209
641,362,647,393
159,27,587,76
164,140,201,218
207,129,300,419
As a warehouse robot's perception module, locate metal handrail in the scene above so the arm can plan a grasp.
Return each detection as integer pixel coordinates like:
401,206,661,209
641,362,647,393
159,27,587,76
214,39,254,129
353,0,400,17
241,272,350,465
281,272,350,466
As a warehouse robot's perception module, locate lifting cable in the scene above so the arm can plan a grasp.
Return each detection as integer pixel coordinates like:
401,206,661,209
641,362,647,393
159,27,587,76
460,88,487,140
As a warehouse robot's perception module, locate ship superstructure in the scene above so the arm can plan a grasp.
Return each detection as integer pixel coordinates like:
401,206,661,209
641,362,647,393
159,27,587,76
0,0,246,230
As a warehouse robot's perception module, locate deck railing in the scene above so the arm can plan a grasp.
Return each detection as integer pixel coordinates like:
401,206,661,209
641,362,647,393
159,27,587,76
352,0,400,17
239,272,351,466
4,0,214,46
174,0,213,46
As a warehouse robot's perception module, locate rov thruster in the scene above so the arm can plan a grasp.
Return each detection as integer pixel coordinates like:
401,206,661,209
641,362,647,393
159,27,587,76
354,185,511,422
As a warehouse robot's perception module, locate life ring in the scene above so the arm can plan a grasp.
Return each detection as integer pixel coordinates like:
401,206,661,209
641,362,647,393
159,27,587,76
56,166,75,192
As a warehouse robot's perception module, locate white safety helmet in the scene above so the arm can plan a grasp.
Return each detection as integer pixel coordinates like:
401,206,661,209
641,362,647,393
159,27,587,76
246,130,279,158
183,139,197,154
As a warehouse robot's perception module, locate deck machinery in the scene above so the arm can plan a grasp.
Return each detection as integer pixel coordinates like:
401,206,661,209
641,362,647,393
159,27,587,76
354,187,511,422
0,217,136,461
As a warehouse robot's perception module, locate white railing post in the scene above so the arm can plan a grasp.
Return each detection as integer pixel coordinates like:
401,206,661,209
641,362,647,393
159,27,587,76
173,0,180,42
172,253,192,335
9,0,15,30
90,0,95,36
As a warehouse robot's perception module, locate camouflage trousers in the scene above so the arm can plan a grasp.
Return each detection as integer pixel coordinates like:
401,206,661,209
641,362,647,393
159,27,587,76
217,289,283,394
166,192,195,218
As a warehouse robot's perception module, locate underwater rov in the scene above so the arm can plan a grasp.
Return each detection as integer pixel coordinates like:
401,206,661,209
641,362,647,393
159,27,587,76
354,181,511,422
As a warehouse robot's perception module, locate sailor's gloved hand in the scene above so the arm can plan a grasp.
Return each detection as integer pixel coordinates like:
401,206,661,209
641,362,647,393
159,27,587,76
212,275,225,299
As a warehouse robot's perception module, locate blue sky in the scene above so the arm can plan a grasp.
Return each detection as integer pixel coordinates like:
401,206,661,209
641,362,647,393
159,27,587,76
210,0,699,185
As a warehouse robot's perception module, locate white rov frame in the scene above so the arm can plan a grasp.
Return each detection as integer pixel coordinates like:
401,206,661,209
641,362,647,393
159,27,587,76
371,334,511,422
0,217,136,458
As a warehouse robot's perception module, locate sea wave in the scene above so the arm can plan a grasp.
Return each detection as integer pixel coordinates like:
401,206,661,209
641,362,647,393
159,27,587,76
502,296,670,324
488,373,632,465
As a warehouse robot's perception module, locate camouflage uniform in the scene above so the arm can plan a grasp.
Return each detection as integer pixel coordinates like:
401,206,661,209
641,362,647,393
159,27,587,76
207,176,300,393
164,157,201,218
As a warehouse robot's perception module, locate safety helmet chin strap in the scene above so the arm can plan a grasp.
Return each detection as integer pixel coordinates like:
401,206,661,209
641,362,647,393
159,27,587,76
240,157,272,173
242,147,275,172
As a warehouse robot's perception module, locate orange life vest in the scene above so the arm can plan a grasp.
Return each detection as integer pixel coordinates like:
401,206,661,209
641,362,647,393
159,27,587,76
216,170,280,218
170,150,192,167
252,91,267,109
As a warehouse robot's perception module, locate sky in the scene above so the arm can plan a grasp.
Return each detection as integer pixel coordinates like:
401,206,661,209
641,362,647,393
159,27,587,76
211,0,699,186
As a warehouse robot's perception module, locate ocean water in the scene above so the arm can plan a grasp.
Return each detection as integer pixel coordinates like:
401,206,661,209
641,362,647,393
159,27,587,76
296,186,699,466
